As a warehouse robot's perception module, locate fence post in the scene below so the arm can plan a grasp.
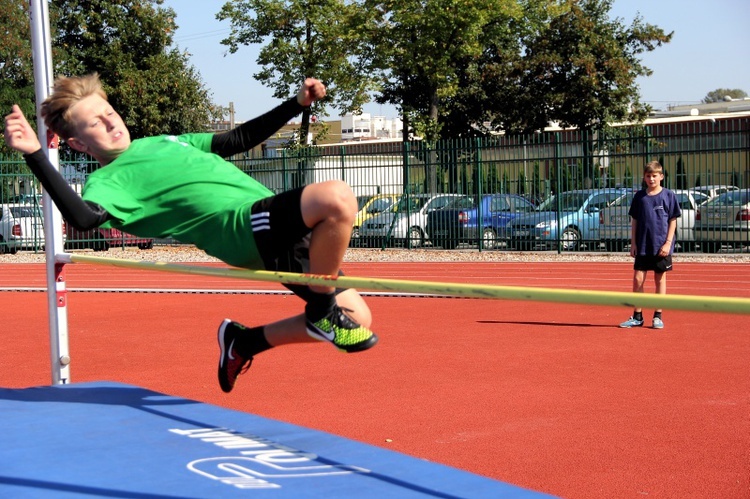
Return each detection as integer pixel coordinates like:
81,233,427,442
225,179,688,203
475,138,485,251
554,133,563,255
339,145,346,182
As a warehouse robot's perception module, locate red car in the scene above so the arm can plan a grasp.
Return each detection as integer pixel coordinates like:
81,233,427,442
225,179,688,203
65,225,154,251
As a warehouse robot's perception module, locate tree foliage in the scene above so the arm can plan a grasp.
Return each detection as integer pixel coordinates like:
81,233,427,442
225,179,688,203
519,0,671,132
363,0,671,140
54,0,219,138
2,0,676,152
702,88,748,103
0,0,36,154
362,0,523,141
218,0,375,144
1,0,219,147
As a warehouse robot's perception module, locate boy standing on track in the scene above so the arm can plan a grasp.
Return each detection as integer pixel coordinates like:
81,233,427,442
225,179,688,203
4,73,377,393
620,161,681,329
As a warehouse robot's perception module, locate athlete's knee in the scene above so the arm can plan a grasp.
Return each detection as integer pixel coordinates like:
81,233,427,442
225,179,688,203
337,290,372,328
318,181,356,222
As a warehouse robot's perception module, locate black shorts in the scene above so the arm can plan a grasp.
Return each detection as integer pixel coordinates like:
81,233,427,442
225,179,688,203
250,187,345,301
634,255,673,273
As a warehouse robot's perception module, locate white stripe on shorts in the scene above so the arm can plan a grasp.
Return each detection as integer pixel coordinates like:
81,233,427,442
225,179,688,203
251,211,271,232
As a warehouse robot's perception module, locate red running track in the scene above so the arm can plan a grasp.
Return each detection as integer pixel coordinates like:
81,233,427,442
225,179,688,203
1,259,749,499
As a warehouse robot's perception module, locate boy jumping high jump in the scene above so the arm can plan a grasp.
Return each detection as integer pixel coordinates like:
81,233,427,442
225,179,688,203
3,74,377,393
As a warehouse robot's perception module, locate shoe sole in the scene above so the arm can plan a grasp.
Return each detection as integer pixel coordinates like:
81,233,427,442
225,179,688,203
338,334,379,353
619,324,643,328
217,319,233,393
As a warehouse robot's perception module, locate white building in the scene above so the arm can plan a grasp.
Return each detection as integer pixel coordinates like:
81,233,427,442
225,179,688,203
341,113,403,141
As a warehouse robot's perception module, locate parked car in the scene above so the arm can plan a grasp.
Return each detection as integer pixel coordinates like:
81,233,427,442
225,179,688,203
351,194,401,242
7,194,43,206
0,203,45,254
599,189,710,251
65,226,154,251
506,188,625,251
694,188,750,253
690,185,739,200
426,194,536,249
358,193,463,247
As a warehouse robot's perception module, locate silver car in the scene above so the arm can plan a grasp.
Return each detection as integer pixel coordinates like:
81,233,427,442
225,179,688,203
599,189,710,251
0,203,46,254
690,185,739,200
358,193,463,247
694,188,750,253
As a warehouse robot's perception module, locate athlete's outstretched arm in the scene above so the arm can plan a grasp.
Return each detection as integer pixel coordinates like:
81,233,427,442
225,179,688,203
211,78,327,158
4,105,109,230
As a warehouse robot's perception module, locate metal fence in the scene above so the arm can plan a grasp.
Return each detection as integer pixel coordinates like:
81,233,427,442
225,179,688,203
2,116,748,254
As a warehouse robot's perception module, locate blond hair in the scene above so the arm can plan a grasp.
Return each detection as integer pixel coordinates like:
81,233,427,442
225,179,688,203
644,160,664,175
40,73,108,140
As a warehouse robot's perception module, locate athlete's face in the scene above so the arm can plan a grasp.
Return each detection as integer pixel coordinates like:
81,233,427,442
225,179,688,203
67,94,131,165
643,171,663,190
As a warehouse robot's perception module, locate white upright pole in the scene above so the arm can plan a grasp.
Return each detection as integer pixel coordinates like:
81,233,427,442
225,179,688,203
29,0,71,384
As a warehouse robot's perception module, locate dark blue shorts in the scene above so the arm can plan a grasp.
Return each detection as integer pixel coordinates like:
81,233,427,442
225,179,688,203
634,255,673,273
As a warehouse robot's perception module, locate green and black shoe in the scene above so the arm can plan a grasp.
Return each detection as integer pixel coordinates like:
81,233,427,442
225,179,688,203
306,306,378,352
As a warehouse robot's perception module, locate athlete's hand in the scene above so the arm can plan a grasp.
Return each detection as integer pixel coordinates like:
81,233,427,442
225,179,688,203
4,105,42,155
297,78,326,107
658,241,671,257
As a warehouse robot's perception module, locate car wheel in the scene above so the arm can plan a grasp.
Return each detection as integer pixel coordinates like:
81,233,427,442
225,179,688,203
407,226,424,248
560,227,581,251
0,236,7,255
137,241,154,250
482,228,497,250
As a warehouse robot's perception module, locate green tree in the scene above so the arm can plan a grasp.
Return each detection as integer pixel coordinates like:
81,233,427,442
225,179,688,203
519,0,671,185
702,88,748,103
439,0,565,138
0,0,36,155
54,0,219,138
218,0,374,145
522,0,672,132
363,0,521,142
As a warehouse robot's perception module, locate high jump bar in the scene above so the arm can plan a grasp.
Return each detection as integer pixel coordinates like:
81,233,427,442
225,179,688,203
57,252,750,315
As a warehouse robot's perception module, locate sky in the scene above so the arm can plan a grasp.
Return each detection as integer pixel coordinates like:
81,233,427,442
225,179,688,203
162,0,750,123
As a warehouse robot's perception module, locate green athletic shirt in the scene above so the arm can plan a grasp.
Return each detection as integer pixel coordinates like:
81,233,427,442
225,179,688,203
81,133,273,268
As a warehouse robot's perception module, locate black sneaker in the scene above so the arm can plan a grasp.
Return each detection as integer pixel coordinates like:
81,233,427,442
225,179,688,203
217,319,253,393
306,305,378,352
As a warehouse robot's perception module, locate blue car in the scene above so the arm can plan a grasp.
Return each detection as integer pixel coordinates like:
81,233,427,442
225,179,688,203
426,194,536,249
506,188,625,251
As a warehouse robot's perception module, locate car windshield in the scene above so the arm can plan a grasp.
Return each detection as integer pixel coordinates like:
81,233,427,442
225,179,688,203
445,197,476,209
693,192,710,205
536,192,586,211
609,193,634,208
357,196,372,210
393,196,430,212
704,190,750,207
9,206,39,218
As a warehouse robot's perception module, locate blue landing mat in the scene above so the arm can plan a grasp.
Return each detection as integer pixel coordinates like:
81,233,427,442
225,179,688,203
0,382,555,498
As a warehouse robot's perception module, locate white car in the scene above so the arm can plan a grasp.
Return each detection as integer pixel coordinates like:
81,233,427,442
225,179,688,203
358,193,463,247
694,188,750,253
599,189,710,252
690,185,739,200
0,203,46,254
